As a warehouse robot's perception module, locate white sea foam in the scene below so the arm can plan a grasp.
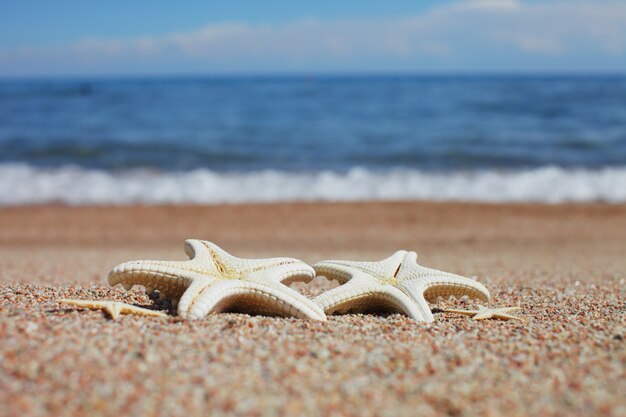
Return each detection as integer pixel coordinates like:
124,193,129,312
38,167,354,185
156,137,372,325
1,163,625,205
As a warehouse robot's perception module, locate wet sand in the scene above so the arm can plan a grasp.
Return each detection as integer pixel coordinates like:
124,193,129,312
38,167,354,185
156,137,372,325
1,202,625,416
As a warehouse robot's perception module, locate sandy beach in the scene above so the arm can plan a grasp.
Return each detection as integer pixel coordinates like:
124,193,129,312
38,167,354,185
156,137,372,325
1,202,624,417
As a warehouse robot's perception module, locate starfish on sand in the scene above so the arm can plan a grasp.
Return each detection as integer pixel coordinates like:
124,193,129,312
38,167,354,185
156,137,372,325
108,240,326,321
313,251,490,322
59,299,167,320
444,306,525,321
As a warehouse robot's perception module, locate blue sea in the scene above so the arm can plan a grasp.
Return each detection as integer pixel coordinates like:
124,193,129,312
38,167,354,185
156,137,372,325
0,75,625,204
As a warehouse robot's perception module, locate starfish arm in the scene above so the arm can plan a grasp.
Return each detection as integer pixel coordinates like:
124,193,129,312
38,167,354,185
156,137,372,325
193,240,291,275
176,278,213,319
249,260,316,286
108,240,217,296
59,299,93,307
313,276,431,321
443,308,479,317
108,257,215,300
472,312,493,320
474,305,524,321
447,306,525,321
313,277,367,313
498,307,522,313
183,239,214,263
424,274,490,303
313,262,358,284
401,270,490,304
194,240,315,284
106,303,122,320
59,298,115,315
117,303,167,318
397,251,490,303
59,299,167,320
191,240,244,267
378,281,435,322
495,313,525,321
314,251,407,284
185,280,327,321
388,285,434,322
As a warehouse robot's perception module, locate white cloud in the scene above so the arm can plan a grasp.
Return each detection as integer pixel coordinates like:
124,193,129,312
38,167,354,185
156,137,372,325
514,35,563,54
443,0,522,12
1,1,625,75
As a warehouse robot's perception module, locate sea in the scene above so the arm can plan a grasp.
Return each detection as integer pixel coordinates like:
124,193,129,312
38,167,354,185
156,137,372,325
0,75,625,205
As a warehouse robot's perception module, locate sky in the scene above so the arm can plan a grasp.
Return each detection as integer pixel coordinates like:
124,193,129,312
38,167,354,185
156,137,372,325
1,0,625,77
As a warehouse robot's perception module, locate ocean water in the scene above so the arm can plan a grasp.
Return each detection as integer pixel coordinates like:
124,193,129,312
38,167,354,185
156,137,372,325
0,75,625,204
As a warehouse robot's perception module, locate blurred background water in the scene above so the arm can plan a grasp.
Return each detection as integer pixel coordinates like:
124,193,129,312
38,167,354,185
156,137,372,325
2,75,626,171
1,75,625,204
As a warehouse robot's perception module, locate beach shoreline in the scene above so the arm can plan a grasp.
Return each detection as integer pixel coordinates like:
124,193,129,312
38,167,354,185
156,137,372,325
1,201,624,416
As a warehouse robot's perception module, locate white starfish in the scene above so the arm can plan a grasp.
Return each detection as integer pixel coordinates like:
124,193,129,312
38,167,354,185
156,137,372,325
444,306,525,321
59,299,167,320
313,251,490,322
108,240,326,321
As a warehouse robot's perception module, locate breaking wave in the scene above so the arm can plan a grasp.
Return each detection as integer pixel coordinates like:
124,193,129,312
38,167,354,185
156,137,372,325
1,163,625,205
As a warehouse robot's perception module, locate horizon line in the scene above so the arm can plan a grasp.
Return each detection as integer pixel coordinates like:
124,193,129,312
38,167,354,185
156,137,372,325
1,69,626,82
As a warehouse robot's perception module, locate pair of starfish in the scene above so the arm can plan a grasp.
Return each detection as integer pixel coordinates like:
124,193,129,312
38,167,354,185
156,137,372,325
62,240,522,322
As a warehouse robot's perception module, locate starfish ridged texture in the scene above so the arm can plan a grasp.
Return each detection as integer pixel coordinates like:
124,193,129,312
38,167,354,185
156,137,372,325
108,240,326,321
313,251,490,322
444,306,525,321
59,299,166,320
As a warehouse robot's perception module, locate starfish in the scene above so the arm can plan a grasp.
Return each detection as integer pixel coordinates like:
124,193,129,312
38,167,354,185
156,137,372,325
313,251,490,322
108,239,326,321
444,306,525,321
59,299,167,320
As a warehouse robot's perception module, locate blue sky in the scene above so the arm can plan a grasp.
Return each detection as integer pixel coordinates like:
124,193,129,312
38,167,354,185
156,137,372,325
1,0,625,76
